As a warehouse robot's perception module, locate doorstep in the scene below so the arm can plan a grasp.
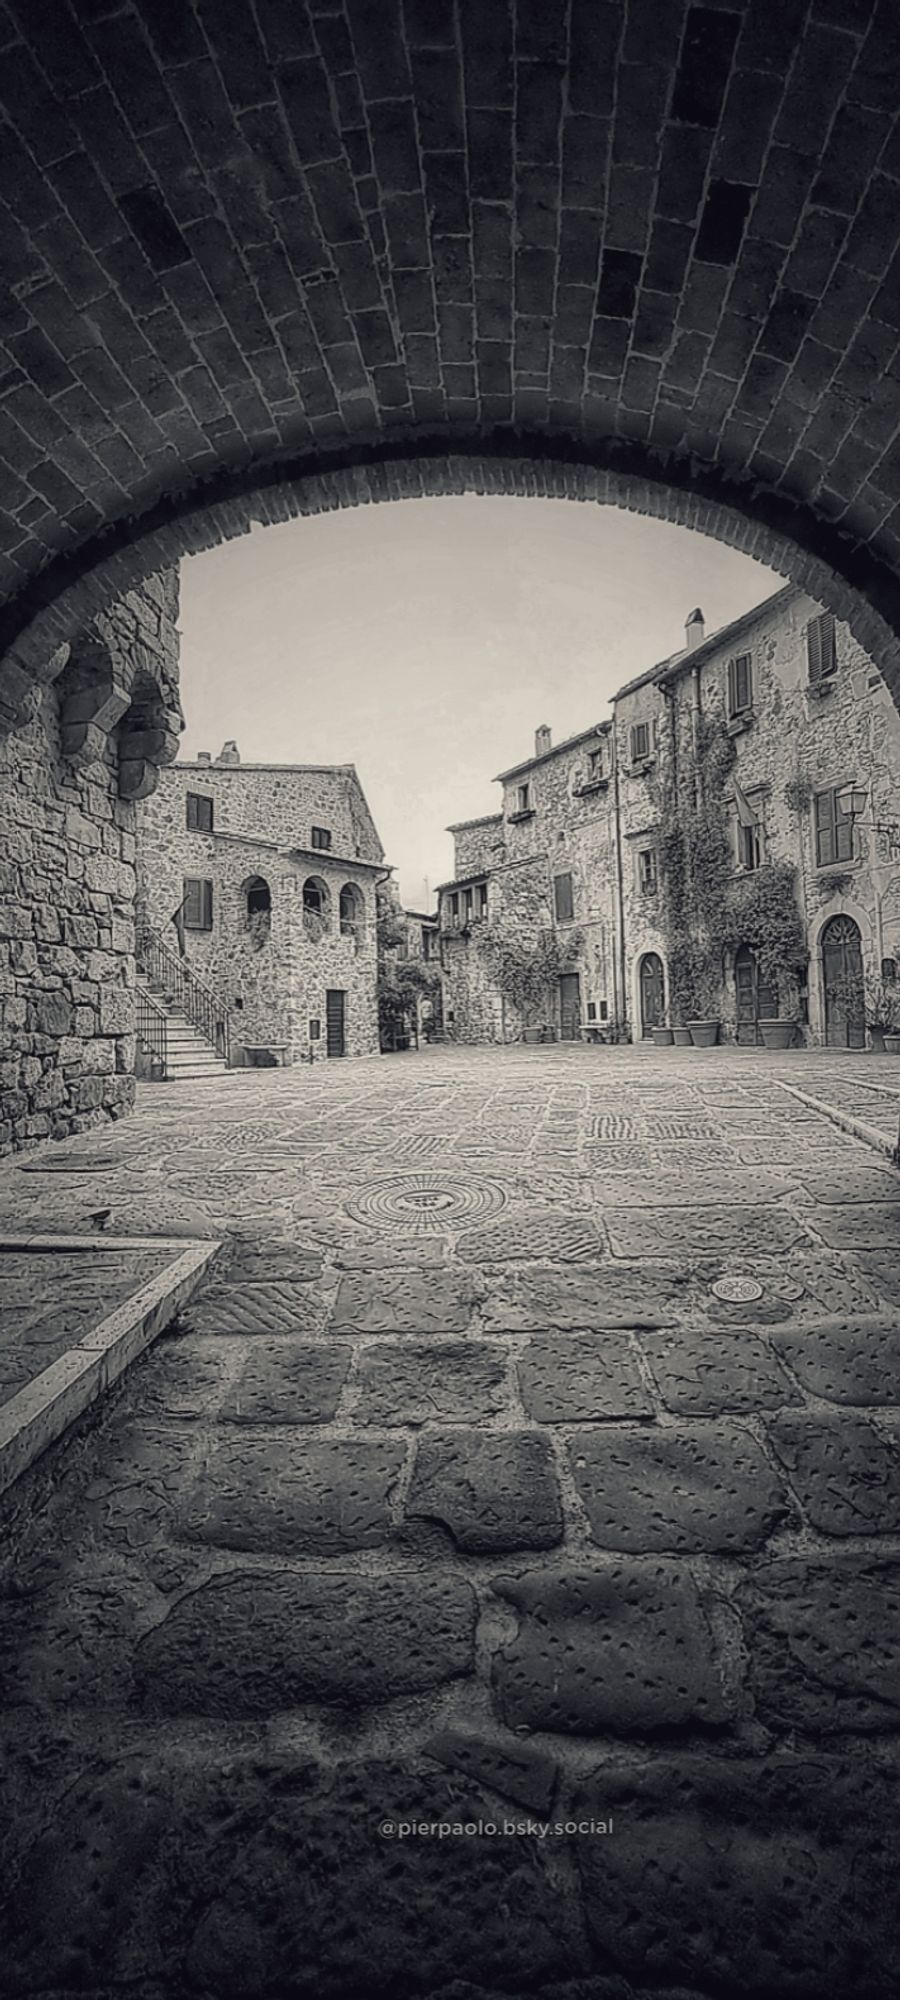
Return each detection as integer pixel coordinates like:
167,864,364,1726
0,1232,220,1498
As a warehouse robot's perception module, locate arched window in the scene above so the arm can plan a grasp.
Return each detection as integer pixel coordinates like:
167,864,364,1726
242,874,271,946
303,875,331,939
339,882,365,944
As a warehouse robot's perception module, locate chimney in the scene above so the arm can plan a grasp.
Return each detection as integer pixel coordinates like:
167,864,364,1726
535,724,552,758
196,751,211,764
217,739,240,765
685,607,705,651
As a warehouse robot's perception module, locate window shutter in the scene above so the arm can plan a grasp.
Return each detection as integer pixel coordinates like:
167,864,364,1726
554,872,574,922
727,657,738,712
630,722,649,762
201,880,213,928
808,613,836,685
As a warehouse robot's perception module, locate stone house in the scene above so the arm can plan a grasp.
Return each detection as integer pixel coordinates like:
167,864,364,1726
441,590,900,1049
438,722,618,1042
135,744,387,1063
627,587,900,1047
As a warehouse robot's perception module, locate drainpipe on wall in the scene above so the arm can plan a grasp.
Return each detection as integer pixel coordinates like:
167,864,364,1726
610,719,627,1038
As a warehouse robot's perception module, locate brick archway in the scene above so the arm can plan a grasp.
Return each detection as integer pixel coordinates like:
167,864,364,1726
3,3,900,702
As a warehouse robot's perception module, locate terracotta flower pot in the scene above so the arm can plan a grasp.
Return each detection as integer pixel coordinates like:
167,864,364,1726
672,1026,692,1047
884,1033,900,1054
688,1020,719,1047
522,1026,542,1044
758,1019,796,1050
651,1025,674,1046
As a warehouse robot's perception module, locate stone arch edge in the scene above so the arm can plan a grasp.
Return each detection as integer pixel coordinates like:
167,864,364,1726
4,442,900,713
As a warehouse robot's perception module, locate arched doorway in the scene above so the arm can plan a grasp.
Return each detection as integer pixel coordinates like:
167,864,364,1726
822,916,865,1049
734,945,778,1046
639,953,665,1037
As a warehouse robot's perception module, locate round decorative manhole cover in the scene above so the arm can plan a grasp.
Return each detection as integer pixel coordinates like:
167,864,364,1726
711,1275,764,1303
344,1171,508,1233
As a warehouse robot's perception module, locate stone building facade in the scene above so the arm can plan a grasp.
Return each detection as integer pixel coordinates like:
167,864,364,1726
440,591,900,1049
635,587,900,1047
0,572,182,1157
438,723,617,1043
136,747,386,1063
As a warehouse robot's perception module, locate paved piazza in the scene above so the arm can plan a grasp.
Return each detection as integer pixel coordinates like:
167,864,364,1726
1,1044,900,1999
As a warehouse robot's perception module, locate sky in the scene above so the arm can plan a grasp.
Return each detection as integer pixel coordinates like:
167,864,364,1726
177,496,780,908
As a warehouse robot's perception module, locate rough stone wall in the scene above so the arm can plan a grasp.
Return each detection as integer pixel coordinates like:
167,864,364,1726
441,738,618,1040
137,766,382,1063
139,760,383,862
0,574,181,1157
449,816,506,877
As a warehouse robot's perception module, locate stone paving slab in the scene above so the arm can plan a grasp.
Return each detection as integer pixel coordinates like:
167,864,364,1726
639,1326,802,1414
179,1436,408,1554
406,1429,563,1553
736,1556,900,1734
516,1331,653,1422
492,1565,732,1734
771,1315,900,1403
354,1340,509,1425
568,1423,790,1553
136,1571,478,1716
767,1413,900,1534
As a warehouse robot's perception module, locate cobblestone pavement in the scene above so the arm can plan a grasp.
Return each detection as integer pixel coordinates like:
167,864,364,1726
1,1044,900,2000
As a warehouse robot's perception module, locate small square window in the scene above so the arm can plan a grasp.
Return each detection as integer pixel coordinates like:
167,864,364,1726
309,1018,321,1039
517,783,531,812
630,721,650,763
587,746,603,779
587,1000,597,1021
727,653,753,717
311,826,332,850
186,792,213,832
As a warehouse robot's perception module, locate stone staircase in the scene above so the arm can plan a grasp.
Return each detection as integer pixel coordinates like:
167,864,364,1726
135,924,231,1083
140,984,229,1080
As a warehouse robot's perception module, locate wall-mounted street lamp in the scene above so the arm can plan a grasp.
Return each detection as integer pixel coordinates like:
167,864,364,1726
836,783,900,844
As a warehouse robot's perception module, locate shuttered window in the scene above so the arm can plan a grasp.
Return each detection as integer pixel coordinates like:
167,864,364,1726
814,787,853,867
727,653,753,716
807,612,837,685
630,722,650,762
554,872,575,922
183,877,213,930
185,792,213,831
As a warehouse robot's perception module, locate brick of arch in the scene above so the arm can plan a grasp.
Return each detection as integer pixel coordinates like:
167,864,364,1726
4,448,900,719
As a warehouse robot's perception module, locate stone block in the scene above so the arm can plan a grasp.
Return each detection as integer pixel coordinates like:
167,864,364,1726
219,1341,350,1423
639,1327,801,1413
65,805,101,848
772,1315,900,1403
87,949,120,982
99,985,133,1034
115,1033,136,1072
806,1202,900,1250
483,1265,696,1330
355,1339,509,1424
0,899,34,937
221,1240,325,1283
407,1428,563,1551
517,1330,653,1421
74,1074,107,1110
187,1281,327,1337
572,1757,900,1998
330,1269,480,1335
31,990,73,1036
604,1203,802,1257
737,1556,900,1733
32,904,61,941
568,1422,789,1552
57,1036,85,1067
178,1436,407,1553
74,1006,97,1036
64,913,99,949
135,1571,477,1715
456,1210,608,1262
767,1413,900,1533
492,1564,731,1734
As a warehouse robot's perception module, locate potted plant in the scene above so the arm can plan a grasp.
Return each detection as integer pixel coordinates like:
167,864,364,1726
726,863,808,1051
864,973,900,1052
671,1022,692,1047
683,957,722,1048
651,1023,674,1046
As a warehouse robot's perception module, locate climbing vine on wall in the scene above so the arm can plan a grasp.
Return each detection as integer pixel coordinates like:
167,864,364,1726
722,860,807,991
655,713,735,1020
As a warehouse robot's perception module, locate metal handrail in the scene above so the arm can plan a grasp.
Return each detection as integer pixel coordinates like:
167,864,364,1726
136,982,168,1079
136,924,231,1064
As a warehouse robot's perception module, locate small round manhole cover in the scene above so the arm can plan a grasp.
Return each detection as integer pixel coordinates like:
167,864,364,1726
711,1275,764,1303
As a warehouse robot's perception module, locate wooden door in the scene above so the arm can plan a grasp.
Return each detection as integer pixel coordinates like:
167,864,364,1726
325,989,346,1057
558,973,580,1039
822,917,865,1048
639,953,664,1035
734,944,778,1045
